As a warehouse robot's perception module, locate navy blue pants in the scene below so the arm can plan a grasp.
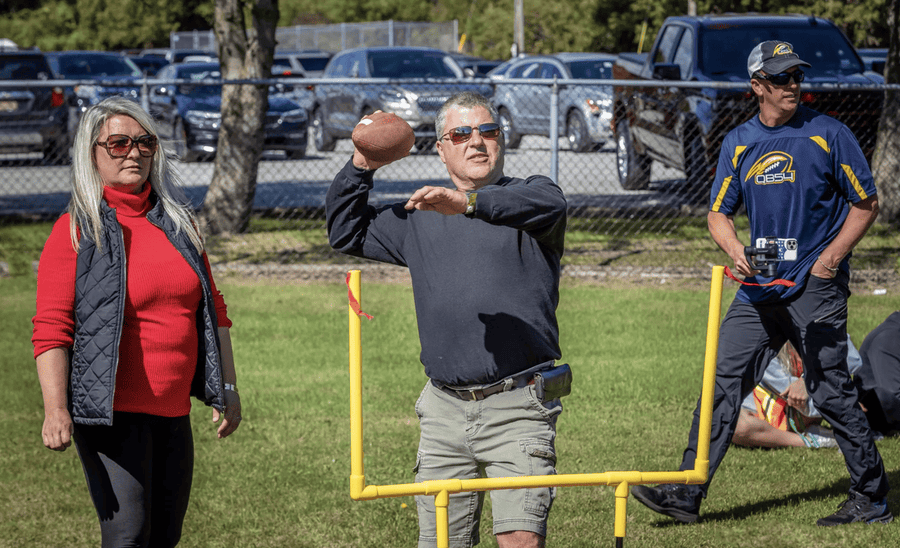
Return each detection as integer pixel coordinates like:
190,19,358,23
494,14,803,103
679,272,889,500
73,412,194,548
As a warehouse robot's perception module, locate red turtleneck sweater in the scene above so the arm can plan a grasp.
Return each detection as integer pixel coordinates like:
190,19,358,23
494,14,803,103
32,183,232,417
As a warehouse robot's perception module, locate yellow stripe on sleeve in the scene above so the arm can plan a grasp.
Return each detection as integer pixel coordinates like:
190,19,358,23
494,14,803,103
841,164,869,200
712,176,732,212
731,146,746,169
810,136,830,153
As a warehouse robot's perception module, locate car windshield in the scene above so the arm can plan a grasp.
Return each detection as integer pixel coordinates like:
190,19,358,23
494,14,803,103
53,54,141,78
177,67,222,97
0,56,49,80
566,60,613,79
297,57,329,72
702,25,863,77
368,51,457,78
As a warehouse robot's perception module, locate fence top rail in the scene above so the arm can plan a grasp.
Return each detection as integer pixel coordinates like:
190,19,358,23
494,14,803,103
4,77,900,92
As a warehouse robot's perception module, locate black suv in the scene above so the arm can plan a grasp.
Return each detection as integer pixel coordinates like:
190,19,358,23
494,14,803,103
311,46,492,153
0,49,70,164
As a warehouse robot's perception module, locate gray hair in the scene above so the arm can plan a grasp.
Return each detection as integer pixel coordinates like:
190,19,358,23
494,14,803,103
434,92,499,140
67,97,202,253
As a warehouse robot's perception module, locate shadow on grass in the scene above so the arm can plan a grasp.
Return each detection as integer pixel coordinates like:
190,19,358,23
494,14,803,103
644,468,900,527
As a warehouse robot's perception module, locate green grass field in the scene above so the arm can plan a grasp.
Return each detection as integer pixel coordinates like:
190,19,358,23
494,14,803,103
3,268,899,548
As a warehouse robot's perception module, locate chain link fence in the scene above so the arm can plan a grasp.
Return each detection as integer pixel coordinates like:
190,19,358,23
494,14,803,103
171,20,460,54
2,78,898,279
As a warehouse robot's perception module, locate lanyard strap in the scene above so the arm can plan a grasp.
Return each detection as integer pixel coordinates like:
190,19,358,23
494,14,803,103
723,266,796,287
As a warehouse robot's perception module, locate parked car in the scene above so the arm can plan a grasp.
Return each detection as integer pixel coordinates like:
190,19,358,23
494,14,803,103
486,57,527,80
858,48,887,74
274,50,332,78
270,63,314,116
148,62,308,161
0,49,70,164
128,54,169,76
140,48,215,64
181,54,218,64
45,51,143,119
491,52,615,151
612,14,884,192
311,46,492,153
450,53,503,77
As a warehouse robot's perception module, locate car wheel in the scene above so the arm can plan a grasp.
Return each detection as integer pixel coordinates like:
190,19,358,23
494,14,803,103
566,111,591,152
616,119,651,190
683,134,712,204
313,109,336,152
498,107,521,149
175,119,198,162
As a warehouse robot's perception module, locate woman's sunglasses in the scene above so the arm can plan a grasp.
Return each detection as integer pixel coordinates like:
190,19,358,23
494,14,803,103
96,134,159,158
755,69,805,86
441,123,502,145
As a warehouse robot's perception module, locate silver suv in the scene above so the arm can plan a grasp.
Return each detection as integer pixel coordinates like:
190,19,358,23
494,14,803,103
491,53,615,152
311,46,492,153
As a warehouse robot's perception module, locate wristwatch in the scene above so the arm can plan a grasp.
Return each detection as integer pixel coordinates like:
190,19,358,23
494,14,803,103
464,191,477,216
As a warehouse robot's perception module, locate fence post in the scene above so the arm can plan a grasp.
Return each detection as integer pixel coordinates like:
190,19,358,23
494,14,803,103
140,74,149,115
550,78,559,184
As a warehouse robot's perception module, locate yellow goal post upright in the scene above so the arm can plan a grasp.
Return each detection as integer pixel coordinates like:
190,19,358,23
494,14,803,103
346,266,725,547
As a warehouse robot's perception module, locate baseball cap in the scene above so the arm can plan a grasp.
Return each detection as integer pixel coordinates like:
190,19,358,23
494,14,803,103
747,41,811,78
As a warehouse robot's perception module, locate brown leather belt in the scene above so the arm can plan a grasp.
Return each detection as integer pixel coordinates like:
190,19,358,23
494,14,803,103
434,373,535,401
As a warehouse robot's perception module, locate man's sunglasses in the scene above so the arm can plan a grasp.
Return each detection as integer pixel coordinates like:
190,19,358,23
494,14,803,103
755,69,805,86
96,134,159,158
441,123,502,145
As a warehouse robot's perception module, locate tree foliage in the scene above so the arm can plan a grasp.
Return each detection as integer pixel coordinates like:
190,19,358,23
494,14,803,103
0,0,215,51
1,0,893,55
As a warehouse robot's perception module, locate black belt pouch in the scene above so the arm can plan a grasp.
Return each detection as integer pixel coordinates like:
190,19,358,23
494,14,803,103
534,363,573,402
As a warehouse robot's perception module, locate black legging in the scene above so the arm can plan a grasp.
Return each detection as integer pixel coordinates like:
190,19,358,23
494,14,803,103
73,412,194,548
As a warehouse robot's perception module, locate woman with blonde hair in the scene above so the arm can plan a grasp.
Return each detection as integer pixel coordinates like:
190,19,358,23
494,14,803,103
33,96,241,547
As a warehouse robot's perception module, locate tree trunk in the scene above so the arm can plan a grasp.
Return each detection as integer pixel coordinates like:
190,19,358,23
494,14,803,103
202,0,279,235
872,0,900,225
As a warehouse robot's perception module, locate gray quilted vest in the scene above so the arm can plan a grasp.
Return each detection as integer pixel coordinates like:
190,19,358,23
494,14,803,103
70,195,224,425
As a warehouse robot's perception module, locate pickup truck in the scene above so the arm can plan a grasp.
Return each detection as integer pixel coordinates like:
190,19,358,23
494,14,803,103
612,14,884,193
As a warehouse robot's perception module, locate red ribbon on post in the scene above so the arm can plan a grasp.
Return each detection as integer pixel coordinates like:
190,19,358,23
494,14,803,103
723,266,796,288
346,272,374,320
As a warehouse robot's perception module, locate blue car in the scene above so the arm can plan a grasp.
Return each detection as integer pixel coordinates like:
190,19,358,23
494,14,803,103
149,62,308,161
0,49,71,164
45,51,143,119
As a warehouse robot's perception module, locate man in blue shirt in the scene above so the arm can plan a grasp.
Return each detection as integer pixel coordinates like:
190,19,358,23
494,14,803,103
631,40,889,526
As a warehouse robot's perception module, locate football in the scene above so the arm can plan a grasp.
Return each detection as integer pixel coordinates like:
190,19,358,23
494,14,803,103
351,112,416,163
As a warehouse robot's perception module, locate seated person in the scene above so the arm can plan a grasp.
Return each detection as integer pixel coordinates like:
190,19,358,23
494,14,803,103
732,336,862,449
855,311,900,437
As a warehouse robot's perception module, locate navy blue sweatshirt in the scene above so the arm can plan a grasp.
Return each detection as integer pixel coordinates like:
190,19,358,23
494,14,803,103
326,160,566,386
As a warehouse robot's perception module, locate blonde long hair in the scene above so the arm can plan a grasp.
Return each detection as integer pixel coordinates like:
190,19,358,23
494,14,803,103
67,97,203,253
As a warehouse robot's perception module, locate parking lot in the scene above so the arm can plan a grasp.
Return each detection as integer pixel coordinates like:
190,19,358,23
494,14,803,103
0,132,695,218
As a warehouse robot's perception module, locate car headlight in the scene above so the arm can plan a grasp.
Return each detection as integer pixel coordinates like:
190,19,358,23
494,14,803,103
185,110,221,130
379,90,413,110
74,85,101,103
280,108,307,124
585,98,612,115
